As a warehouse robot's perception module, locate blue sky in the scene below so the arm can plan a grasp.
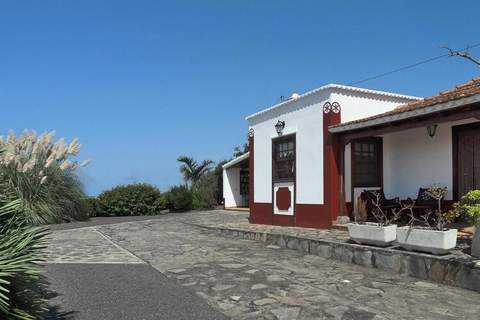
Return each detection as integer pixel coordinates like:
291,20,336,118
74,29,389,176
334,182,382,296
1,1,479,195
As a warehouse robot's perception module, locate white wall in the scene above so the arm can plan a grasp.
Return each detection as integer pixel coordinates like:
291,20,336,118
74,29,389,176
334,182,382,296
249,87,417,206
332,88,416,205
330,89,414,124
249,91,328,204
382,119,478,200
223,167,242,207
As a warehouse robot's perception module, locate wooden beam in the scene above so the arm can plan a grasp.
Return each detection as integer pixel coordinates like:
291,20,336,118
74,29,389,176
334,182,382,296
336,140,350,224
338,107,480,141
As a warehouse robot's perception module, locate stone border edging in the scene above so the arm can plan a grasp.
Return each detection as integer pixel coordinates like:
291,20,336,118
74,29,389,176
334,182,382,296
194,224,480,293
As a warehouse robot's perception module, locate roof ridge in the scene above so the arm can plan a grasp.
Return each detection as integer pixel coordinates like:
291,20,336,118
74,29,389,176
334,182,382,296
246,83,419,121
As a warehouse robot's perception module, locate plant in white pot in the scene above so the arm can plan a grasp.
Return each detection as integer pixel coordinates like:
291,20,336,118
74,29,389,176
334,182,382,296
348,192,406,247
396,186,459,255
451,190,480,258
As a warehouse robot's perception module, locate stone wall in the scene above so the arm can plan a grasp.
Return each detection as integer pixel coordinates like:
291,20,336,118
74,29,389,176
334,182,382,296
213,227,480,293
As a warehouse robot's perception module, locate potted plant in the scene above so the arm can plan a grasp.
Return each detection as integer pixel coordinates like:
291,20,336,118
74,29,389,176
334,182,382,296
451,190,480,258
396,186,458,255
348,192,405,247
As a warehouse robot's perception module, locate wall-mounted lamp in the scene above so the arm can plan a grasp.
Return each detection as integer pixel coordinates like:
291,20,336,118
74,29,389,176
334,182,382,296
275,120,285,135
426,124,438,138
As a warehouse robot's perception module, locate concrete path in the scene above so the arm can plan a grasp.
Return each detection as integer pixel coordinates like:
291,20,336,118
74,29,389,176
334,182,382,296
44,213,227,320
45,210,480,320
46,264,227,320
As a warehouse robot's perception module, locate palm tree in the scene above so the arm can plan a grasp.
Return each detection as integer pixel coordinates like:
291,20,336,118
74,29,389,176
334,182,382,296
177,156,213,190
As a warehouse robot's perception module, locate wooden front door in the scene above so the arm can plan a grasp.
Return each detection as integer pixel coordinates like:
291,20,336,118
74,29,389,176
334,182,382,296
454,123,480,199
239,168,249,207
272,134,296,217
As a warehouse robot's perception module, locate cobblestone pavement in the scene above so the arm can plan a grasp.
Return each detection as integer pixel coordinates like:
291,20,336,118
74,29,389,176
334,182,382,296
46,211,480,319
187,210,350,242
45,227,144,264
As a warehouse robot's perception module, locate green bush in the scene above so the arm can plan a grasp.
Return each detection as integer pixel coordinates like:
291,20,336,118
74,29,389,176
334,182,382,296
192,172,217,209
213,161,226,205
154,193,170,211
0,130,90,318
453,190,480,225
167,185,193,212
0,132,91,224
98,183,163,216
193,188,216,209
44,168,90,222
85,197,103,217
0,201,49,319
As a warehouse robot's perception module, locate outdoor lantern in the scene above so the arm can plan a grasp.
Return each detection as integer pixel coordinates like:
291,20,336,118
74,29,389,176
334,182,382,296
426,124,438,138
275,120,285,135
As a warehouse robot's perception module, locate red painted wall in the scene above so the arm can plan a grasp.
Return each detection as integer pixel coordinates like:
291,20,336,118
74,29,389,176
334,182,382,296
249,202,273,224
323,105,341,224
296,204,331,228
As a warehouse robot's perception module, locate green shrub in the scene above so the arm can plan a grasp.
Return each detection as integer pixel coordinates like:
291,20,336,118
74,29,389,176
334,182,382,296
213,161,226,205
0,130,89,318
167,185,193,212
0,201,49,319
0,130,90,224
98,183,163,216
453,190,480,225
193,188,216,209
85,197,103,217
192,172,217,209
44,168,90,222
153,193,170,212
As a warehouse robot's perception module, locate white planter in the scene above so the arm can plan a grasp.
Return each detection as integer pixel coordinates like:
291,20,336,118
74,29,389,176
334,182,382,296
472,225,480,258
347,223,397,247
396,226,457,255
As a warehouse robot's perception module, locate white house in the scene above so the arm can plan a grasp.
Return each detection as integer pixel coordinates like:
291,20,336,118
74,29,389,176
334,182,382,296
223,78,480,229
223,152,249,208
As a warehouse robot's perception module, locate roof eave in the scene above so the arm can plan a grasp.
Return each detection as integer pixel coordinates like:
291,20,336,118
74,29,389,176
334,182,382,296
222,152,250,169
329,93,480,134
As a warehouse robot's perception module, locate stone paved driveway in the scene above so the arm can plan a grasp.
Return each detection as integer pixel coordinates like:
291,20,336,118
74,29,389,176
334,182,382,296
46,211,480,320
45,227,143,264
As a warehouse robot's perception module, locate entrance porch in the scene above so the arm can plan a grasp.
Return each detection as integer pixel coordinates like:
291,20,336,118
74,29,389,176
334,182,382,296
331,84,480,221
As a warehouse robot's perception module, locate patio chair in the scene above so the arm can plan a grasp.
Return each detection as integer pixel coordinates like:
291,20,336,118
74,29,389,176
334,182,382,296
360,189,400,221
410,187,441,212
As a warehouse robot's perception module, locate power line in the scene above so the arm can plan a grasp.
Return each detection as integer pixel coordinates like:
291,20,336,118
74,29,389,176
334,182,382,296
348,42,480,86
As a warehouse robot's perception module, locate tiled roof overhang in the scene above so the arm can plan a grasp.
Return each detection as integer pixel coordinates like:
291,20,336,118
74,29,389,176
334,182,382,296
329,94,480,134
329,78,480,134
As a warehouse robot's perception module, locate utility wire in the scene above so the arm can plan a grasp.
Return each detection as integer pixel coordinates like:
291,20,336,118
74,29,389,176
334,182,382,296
348,42,480,86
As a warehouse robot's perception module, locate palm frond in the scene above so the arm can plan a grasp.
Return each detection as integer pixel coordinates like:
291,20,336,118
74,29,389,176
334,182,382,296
0,202,49,319
176,157,213,190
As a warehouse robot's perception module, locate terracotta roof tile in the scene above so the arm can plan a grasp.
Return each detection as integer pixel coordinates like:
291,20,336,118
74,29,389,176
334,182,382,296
331,77,480,129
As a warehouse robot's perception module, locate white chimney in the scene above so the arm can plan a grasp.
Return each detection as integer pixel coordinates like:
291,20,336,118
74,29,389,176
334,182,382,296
290,93,300,99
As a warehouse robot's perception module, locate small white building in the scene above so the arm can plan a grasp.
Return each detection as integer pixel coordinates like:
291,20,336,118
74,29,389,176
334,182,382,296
222,152,249,208
223,78,480,228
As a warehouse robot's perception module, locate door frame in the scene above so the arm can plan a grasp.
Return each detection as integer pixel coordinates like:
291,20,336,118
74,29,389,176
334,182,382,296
271,133,296,217
452,121,480,201
350,137,384,204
